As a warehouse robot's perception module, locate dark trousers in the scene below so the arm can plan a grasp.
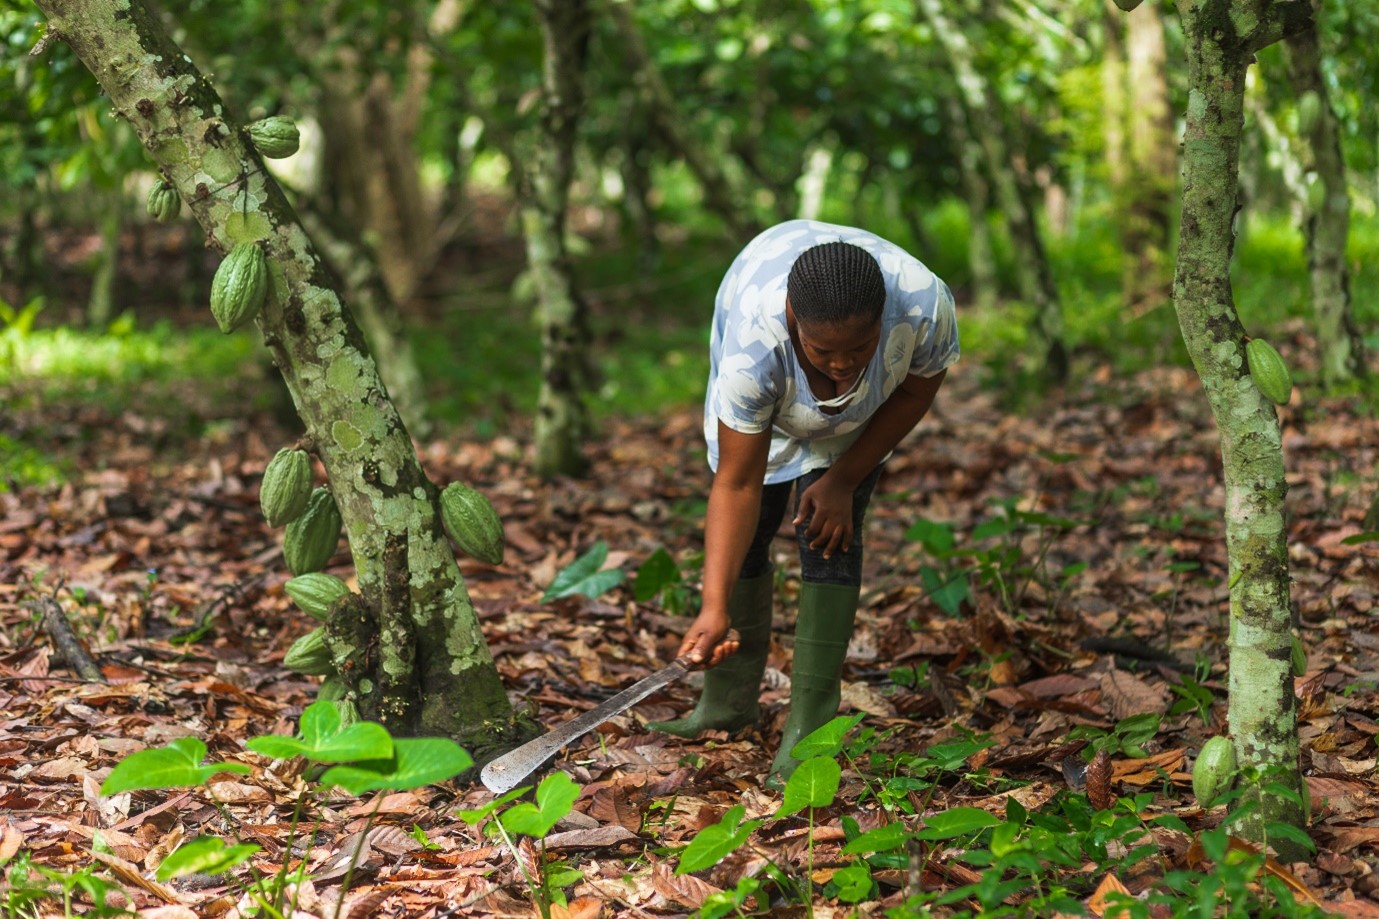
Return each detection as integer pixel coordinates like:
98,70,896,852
738,465,885,587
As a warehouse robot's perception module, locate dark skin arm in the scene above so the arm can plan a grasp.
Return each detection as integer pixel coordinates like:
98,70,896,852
674,423,771,666
795,369,948,558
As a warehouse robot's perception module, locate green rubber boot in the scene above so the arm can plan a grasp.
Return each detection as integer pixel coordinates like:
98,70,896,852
767,581,861,789
648,572,773,738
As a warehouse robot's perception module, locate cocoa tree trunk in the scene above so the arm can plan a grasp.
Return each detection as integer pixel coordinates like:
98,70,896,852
32,0,532,759
1284,2,1365,386
1166,0,1313,855
917,0,1068,382
525,0,595,479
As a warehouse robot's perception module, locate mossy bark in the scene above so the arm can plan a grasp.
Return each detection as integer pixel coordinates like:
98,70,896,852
33,0,532,759
525,0,594,479
1284,4,1365,387
917,0,1068,382
1169,0,1312,857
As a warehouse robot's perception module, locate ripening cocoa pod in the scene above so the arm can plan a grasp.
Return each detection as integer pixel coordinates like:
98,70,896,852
317,676,350,702
1297,90,1322,135
1305,173,1326,212
283,487,342,575
210,242,268,334
146,180,180,222
284,572,351,621
439,482,505,565
1192,735,1237,806
1246,338,1293,406
260,448,313,528
248,116,300,158
283,628,334,675
1292,634,1308,677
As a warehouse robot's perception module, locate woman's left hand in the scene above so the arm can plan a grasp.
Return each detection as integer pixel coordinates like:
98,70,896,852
795,474,855,559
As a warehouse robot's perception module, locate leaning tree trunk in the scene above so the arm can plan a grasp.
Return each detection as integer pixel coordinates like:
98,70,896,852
297,204,432,440
33,0,532,758
943,92,998,313
1142,0,1313,855
606,0,759,239
1284,1,1365,386
525,0,595,478
917,0,1068,382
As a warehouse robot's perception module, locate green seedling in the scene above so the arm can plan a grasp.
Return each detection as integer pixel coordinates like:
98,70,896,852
98,700,471,919
458,771,584,919
542,540,626,602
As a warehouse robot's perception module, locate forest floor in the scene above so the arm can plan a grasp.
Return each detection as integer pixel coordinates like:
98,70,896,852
2,341,1379,917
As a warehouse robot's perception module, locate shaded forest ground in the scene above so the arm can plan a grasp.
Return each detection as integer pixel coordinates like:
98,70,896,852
3,325,1379,916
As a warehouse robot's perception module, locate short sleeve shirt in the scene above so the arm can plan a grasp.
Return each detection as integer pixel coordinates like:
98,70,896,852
705,219,960,484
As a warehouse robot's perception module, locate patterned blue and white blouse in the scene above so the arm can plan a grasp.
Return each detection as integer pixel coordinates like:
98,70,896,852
704,219,960,484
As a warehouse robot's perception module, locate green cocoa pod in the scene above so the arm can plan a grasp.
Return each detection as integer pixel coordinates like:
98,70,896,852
210,242,268,334
260,448,313,528
317,676,351,702
1292,634,1308,677
283,628,334,675
1305,173,1326,212
283,487,342,575
1246,338,1293,406
1192,735,1237,806
439,482,505,565
335,700,360,728
248,116,300,158
284,572,351,621
1297,90,1322,135
146,180,180,223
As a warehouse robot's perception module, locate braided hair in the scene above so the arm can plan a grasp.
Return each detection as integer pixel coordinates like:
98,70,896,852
786,241,887,326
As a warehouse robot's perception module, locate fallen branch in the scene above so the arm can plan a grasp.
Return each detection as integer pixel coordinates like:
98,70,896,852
27,592,105,683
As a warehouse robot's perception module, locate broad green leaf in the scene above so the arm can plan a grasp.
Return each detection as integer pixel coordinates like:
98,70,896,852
246,700,393,764
155,836,260,881
778,757,841,817
676,805,763,875
915,807,1002,840
500,772,580,838
319,737,473,795
789,714,863,761
903,518,955,553
830,863,874,903
634,547,680,601
840,821,910,855
543,540,626,601
101,737,250,795
457,785,531,825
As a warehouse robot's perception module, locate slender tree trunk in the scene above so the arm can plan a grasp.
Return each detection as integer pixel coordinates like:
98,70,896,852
606,0,758,239
87,196,120,328
526,0,594,478
1284,2,1365,385
944,92,999,313
918,0,1067,381
1124,1,1176,310
1167,0,1312,856
33,0,532,758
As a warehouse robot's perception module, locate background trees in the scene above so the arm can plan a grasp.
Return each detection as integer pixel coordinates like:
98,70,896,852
6,0,1379,862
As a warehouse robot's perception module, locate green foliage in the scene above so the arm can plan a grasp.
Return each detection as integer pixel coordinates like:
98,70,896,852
542,540,626,601
634,547,702,615
904,494,1088,620
91,700,473,919
458,773,586,919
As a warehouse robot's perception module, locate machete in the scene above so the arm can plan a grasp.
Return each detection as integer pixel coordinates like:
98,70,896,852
480,632,738,795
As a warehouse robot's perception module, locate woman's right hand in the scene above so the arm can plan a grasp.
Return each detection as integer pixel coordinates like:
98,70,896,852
677,610,740,667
